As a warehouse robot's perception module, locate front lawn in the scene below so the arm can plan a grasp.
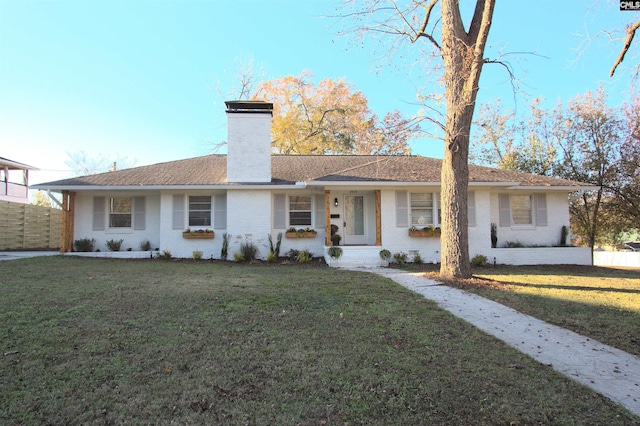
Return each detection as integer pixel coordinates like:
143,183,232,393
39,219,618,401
1,257,637,424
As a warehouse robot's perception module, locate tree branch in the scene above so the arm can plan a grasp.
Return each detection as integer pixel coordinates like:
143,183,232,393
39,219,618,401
610,18,640,77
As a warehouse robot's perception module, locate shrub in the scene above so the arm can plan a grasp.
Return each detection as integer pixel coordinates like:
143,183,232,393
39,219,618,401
393,252,408,265
504,240,524,248
268,232,283,258
327,246,343,259
192,251,203,260
286,249,300,261
471,254,488,266
560,225,569,246
233,252,245,262
159,249,172,259
74,238,95,252
106,239,124,252
221,233,229,260
240,241,258,262
413,253,423,264
491,223,498,248
140,239,152,251
297,249,312,264
267,251,278,263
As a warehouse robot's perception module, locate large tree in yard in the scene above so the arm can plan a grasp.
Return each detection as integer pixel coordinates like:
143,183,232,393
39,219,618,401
344,0,496,278
438,1,495,278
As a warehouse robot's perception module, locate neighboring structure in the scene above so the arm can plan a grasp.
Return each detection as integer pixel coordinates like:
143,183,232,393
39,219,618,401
1,157,38,204
33,101,593,266
624,242,640,252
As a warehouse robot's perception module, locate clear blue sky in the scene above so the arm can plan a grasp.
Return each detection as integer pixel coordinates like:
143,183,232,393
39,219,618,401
0,0,636,185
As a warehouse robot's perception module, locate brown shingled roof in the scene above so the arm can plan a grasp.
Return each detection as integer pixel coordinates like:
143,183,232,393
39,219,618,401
35,155,589,188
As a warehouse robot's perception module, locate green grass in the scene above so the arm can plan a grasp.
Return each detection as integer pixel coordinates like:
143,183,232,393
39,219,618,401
1,257,638,425
418,264,640,358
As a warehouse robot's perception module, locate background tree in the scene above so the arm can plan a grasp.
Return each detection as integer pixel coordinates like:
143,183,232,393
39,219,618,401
553,89,624,252
611,94,640,224
212,56,266,102
471,88,638,250
253,71,418,155
472,99,557,175
65,150,136,176
610,18,640,77
30,190,53,207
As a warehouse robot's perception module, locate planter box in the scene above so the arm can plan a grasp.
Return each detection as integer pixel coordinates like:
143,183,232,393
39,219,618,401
408,230,441,238
182,232,215,239
285,231,317,239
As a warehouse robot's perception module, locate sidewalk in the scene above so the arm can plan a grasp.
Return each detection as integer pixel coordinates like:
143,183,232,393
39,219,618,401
0,251,60,260
353,267,640,417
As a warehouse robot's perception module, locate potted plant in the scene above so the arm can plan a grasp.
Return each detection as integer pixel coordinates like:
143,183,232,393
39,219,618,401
327,246,343,260
379,249,391,266
330,224,341,246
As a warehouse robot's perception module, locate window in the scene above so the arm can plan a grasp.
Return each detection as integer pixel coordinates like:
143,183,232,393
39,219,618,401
189,196,212,227
511,195,533,225
499,193,547,227
289,195,311,226
410,193,439,226
109,198,132,228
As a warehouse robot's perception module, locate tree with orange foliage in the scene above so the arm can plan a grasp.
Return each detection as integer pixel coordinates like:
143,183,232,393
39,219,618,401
253,71,419,155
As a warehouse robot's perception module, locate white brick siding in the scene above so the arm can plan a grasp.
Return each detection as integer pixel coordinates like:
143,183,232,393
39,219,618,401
73,192,161,253
226,189,271,259
71,186,585,265
227,113,272,183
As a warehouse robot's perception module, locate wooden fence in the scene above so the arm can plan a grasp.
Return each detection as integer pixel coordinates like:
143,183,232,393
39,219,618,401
0,200,62,250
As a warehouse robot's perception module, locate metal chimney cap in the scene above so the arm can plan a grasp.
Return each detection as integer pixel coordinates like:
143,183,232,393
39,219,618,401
225,100,273,114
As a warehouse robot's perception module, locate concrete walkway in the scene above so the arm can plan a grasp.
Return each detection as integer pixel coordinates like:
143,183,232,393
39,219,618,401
0,251,60,260
349,267,640,417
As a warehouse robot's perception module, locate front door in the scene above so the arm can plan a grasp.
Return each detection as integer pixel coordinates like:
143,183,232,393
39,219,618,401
343,195,367,245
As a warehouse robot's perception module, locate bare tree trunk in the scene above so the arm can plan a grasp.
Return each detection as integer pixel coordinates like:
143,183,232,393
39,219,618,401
439,0,495,279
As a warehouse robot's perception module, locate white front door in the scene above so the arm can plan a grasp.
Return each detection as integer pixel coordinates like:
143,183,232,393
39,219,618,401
343,195,367,245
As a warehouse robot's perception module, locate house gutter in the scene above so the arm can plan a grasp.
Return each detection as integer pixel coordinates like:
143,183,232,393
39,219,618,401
32,184,313,192
34,181,596,193
306,180,582,190
502,185,599,191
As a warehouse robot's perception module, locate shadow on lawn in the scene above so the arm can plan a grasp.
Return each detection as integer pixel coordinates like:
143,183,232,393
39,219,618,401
472,264,640,280
482,281,640,295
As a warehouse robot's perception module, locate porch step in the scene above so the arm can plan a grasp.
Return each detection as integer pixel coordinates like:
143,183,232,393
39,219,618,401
324,246,388,268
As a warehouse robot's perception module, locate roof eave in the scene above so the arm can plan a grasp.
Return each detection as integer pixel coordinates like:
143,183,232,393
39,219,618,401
33,183,309,192
305,180,444,187
0,158,39,170
503,185,599,191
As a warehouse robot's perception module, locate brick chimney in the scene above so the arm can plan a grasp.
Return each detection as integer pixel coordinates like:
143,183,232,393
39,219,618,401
225,100,273,183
